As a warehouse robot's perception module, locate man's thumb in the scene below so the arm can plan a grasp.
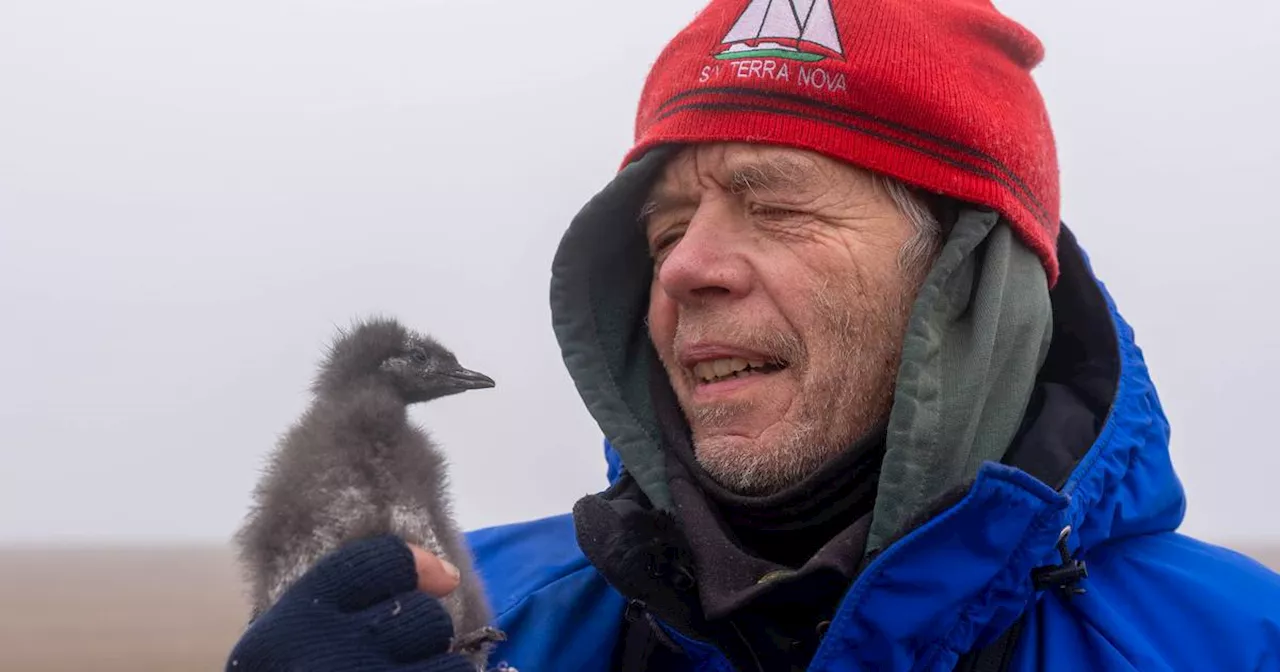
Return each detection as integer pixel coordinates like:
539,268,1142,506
408,544,461,597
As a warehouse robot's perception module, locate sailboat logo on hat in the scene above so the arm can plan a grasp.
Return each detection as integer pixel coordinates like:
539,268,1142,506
716,0,844,63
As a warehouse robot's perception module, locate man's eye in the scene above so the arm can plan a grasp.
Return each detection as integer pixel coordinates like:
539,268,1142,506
750,204,801,218
648,229,683,258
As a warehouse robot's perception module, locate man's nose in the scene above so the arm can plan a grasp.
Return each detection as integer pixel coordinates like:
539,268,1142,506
655,201,751,304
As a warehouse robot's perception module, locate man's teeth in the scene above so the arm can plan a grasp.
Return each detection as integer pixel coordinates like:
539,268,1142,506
692,357,769,382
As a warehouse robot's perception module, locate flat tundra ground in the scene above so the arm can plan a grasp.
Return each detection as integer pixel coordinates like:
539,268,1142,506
1,544,1276,671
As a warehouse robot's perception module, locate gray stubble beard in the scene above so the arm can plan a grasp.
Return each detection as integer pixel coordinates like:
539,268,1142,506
660,272,921,496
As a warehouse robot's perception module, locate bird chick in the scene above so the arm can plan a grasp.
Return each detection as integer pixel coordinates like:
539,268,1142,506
235,316,505,669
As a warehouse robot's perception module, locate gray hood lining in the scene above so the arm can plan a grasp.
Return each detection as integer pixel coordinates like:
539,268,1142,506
868,208,1053,552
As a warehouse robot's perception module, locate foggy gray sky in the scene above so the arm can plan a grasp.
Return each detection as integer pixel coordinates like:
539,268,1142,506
1,0,1277,546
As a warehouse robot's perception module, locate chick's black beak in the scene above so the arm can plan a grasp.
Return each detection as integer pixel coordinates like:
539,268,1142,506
442,365,495,390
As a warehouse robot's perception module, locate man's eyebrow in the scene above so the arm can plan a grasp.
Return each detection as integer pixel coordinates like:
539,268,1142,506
637,189,694,231
637,155,821,229
726,156,820,197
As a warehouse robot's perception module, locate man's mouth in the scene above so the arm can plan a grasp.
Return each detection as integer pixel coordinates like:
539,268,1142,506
690,357,787,385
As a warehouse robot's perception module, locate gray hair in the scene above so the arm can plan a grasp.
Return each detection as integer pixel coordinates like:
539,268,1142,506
875,174,943,275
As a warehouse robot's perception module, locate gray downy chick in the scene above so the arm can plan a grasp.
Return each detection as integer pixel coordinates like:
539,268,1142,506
234,316,506,668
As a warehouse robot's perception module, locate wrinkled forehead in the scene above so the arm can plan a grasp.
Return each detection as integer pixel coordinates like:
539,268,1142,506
643,142,843,197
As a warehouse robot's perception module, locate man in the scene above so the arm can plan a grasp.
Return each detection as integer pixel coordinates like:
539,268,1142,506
227,1,1280,670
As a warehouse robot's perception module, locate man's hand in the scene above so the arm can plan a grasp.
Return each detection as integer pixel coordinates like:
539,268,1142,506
226,535,474,672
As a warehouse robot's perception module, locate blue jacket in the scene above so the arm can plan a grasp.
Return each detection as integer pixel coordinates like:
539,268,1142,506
464,224,1280,670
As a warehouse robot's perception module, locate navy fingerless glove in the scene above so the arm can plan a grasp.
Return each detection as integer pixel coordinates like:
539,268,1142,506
226,535,474,672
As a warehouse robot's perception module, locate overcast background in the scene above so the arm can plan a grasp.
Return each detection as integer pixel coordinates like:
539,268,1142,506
1,0,1276,547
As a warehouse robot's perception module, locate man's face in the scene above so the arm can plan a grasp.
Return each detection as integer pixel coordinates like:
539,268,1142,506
643,143,931,494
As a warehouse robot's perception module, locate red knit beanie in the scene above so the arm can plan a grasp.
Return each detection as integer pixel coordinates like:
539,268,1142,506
623,0,1061,285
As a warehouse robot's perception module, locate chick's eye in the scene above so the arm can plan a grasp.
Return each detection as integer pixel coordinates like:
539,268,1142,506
411,350,428,363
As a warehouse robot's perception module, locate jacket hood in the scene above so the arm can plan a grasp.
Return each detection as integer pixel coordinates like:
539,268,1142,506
550,146,680,510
